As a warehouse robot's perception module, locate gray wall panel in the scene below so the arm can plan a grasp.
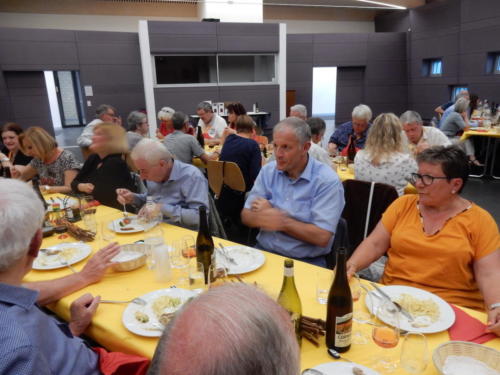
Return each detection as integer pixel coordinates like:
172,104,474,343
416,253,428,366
375,11,410,33
77,42,141,65
149,35,218,53
0,41,79,68
313,42,368,64
461,0,500,24
0,27,75,42
154,86,220,116
287,62,313,84
287,41,314,63
217,36,278,53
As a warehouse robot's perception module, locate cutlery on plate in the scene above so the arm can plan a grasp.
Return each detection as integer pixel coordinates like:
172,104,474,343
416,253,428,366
122,203,128,218
218,243,237,265
100,297,147,305
369,282,414,322
59,260,78,274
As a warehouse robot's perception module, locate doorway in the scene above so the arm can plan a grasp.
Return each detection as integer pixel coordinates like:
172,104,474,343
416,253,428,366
312,66,337,148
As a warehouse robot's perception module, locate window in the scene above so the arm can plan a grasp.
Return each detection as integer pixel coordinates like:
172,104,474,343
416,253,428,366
451,86,468,101
154,55,217,85
422,58,442,77
486,52,500,74
496,55,500,74
218,55,275,84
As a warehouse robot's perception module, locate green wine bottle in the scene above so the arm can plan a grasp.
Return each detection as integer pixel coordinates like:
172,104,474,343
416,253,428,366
196,205,214,285
277,259,302,344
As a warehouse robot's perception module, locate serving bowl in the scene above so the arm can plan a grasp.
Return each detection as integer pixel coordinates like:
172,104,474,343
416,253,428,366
111,243,147,272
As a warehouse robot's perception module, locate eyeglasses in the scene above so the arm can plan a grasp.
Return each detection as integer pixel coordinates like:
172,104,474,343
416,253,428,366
409,173,449,186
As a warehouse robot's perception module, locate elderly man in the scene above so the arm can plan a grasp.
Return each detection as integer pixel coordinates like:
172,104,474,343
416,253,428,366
328,104,372,155
400,110,450,156
77,104,118,148
116,138,208,230
289,104,307,120
241,117,344,267
147,283,300,375
306,117,331,166
196,101,227,146
164,111,216,165
0,179,114,374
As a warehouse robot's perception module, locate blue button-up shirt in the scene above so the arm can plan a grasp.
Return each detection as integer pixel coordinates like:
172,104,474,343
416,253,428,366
328,121,371,151
0,283,100,375
244,157,345,266
134,160,209,230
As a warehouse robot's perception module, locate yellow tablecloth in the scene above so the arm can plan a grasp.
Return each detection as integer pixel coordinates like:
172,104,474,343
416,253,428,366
24,199,499,374
336,167,417,195
461,127,500,141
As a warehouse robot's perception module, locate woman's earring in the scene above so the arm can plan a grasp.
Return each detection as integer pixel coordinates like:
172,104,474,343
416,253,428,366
451,190,456,194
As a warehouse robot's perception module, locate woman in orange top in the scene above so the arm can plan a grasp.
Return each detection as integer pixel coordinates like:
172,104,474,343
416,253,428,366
347,145,500,335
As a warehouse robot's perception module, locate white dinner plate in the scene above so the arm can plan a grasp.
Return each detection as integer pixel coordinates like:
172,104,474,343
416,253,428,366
312,361,379,375
366,285,455,334
33,242,92,270
215,245,266,275
109,216,157,234
122,288,197,337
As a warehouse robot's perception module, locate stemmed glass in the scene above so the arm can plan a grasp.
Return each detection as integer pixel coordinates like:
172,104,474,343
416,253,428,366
371,300,401,373
400,332,428,374
350,278,373,344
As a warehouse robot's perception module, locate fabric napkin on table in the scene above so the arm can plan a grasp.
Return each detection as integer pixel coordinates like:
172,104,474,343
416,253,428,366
448,304,497,344
92,347,150,375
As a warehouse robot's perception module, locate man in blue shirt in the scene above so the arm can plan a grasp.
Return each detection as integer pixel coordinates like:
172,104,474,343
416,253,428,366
242,117,345,267
328,104,372,155
117,138,209,230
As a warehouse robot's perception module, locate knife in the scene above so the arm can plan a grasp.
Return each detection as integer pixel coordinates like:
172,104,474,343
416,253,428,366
369,282,414,322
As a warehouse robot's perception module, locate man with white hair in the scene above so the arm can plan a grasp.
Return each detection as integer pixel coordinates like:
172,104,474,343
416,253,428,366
0,179,110,374
328,104,372,155
438,90,470,128
241,117,344,267
156,106,175,139
147,283,300,375
116,138,208,230
77,104,118,148
196,101,227,146
289,104,307,120
400,110,450,156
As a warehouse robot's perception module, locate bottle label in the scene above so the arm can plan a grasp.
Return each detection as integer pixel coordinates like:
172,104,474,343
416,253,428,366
284,267,294,277
334,312,352,348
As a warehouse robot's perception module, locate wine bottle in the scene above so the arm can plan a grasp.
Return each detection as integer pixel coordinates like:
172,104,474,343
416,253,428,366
3,166,11,178
326,247,353,353
196,205,214,284
347,135,357,163
196,125,205,148
277,259,302,344
32,177,48,210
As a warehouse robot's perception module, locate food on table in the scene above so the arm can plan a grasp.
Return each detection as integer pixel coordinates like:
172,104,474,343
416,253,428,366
112,251,143,263
158,312,175,326
134,311,149,323
121,227,134,231
151,295,182,319
352,367,365,375
37,247,78,266
118,218,132,227
395,293,439,325
55,218,95,242
182,245,196,258
443,355,499,375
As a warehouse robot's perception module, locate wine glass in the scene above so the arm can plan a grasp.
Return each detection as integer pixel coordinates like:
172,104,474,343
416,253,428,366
181,235,196,261
371,300,401,373
400,332,428,374
350,278,373,345
208,264,228,289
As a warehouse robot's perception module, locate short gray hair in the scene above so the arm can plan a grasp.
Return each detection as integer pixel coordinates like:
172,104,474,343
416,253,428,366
196,101,213,113
456,90,469,100
131,138,173,165
400,110,423,126
352,104,372,122
127,111,147,131
95,104,116,119
157,107,175,121
0,179,45,272
149,284,300,375
290,104,307,119
454,97,470,114
273,117,311,145
306,117,326,136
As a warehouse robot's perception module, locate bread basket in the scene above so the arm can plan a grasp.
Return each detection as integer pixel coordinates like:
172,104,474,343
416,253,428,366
111,243,147,272
433,341,500,374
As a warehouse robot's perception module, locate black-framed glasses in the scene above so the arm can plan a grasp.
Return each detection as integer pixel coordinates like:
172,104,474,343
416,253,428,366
409,173,449,186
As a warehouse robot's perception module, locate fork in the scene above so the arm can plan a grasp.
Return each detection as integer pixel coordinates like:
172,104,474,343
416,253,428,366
122,203,128,218
100,297,147,306
218,243,237,265
59,259,78,274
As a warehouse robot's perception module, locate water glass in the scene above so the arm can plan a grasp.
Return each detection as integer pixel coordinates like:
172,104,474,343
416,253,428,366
189,262,206,294
100,217,116,242
400,332,428,374
144,226,164,269
208,264,228,289
153,244,172,282
316,271,332,304
351,279,373,345
83,210,97,236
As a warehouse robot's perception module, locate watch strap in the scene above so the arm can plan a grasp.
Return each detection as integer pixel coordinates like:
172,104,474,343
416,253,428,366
489,302,500,310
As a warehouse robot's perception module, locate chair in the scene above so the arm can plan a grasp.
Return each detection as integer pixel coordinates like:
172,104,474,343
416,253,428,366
326,217,350,269
206,160,246,197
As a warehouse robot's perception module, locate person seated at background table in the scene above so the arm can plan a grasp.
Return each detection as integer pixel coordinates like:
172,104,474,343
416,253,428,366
289,103,308,120
126,110,149,150
0,122,32,175
164,111,217,165
0,179,119,374
434,90,469,119
116,138,209,230
71,123,137,210
156,106,175,139
196,101,227,146
147,283,300,375
440,97,483,166
13,126,80,194
438,90,469,128
346,146,500,332
227,102,247,130
328,104,372,156
77,104,118,150
306,117,331,166
241,117,345,267
220,114,262,191
400,110,450,156
354,113,417,196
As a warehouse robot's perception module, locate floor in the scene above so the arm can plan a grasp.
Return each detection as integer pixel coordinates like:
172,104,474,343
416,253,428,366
55,126,82,147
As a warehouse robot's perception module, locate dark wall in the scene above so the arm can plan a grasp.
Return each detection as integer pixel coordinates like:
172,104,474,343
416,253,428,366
0,27,144,133
287,32,408,124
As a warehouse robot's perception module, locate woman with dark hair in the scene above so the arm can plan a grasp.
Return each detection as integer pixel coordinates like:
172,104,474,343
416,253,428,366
126,110,149,150
226,102,247,130
0,122,32,175
347,146,500,330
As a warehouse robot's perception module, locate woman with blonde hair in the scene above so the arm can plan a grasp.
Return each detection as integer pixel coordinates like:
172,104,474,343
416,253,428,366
354,113,417,196
13,126,80,193
71,123,136,209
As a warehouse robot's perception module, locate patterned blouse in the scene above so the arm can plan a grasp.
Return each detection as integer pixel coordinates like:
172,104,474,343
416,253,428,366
29,149,80,186
354,150,417,196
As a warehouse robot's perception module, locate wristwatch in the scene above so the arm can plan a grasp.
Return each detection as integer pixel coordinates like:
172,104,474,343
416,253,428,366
489,302,500,310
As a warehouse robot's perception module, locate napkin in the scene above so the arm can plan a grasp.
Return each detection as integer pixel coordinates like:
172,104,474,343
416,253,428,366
93,347,150,375
448,305,497,344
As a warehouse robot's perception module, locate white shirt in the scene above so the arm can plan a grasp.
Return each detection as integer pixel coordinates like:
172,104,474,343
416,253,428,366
402,126,451,156
354,150,417,196
77,119,102,147
308,142,332,167
197,114,227,139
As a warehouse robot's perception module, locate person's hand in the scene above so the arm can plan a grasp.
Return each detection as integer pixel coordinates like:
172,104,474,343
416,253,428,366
346,260,357,280
116,188,134,205
328,143,338,157
251,197,272,212
79,242,121,284
10,166,21,179
69,293,100,336
113,115,122,126
416,141,430,154
486,307,500,336
156,129,165,139
223,127,236,137
256,208,288,232
138,202,161,221
78,183,95,194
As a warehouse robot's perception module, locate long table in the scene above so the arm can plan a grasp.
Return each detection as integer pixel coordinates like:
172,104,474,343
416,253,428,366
336,167,417,195
24,200,499,374
461,127,500,178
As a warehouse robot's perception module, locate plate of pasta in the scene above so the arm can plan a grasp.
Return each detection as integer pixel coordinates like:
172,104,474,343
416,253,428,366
122,288,197,337
366,285,455,334
33,242,92,270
